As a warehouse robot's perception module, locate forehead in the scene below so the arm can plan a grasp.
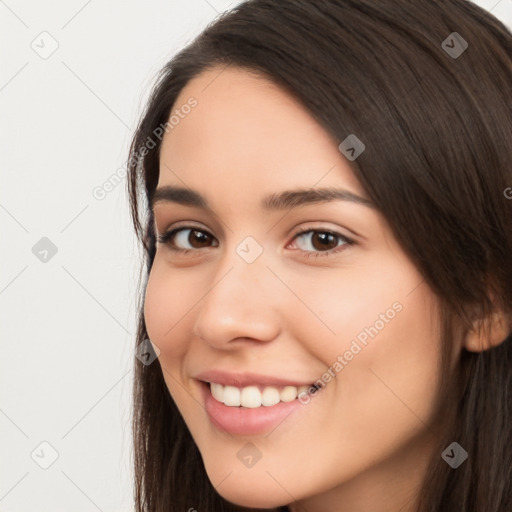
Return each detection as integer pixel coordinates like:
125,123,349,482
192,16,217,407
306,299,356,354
158,65,366,199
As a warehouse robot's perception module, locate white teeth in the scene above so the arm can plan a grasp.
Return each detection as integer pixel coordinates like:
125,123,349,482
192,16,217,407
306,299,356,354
261,386,280,406
209,382,313,408
210,382,224,402
223,385,241,407
280,386,298,402
241,386,261,408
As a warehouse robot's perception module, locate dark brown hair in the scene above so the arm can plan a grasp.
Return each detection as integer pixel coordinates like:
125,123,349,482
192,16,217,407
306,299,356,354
127,1,512,510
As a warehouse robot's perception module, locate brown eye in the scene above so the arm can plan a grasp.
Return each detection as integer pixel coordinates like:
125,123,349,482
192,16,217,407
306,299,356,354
186,230,214,248
311,232,338,251
292,230,352,255
157,228,218,251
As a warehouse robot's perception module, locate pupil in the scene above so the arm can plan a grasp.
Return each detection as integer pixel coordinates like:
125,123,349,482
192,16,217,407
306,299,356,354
191,230,210,248
313,232,336,250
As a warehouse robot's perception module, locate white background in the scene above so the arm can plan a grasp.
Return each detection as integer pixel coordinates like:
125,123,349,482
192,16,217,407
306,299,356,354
1,1,511,511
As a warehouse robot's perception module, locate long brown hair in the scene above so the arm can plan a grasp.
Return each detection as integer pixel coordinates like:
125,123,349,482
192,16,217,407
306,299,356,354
126,1,512,510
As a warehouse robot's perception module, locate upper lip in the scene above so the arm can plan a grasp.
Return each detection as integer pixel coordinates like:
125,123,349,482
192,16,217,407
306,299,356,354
194,370,315,388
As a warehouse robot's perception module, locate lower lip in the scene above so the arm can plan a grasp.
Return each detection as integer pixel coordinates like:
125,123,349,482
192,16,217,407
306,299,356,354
200,381,304,436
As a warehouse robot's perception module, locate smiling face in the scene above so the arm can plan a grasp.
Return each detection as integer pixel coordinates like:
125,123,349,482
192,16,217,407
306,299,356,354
143,66,444,511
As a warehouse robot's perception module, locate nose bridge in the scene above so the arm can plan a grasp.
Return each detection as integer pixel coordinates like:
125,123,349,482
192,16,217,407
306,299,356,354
192,237,281,346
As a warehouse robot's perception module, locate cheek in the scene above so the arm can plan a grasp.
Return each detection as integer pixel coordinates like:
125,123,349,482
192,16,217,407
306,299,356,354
143,269,169,345
286,259,441,428
143,259,193,355
343,281,440,441
366,284,442,412
280,261,413,361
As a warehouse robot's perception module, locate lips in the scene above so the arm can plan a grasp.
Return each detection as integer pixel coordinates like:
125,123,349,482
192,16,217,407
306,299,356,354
194,369,316,389
194,370,320,434
200,380,306,435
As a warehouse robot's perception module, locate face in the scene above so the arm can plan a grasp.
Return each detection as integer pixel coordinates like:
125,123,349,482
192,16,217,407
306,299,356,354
144,66,443,511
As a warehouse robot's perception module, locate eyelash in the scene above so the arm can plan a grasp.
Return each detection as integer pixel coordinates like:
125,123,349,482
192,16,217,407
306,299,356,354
156,226,355,258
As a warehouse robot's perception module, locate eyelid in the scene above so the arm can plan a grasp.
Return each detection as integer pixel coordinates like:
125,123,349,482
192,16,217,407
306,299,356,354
156,220,210,237
288,222,356,241
155,222,353,243
156,224,217,248
157,223,356,259
153,209,224,239
290,228,353,244
287,226,355,256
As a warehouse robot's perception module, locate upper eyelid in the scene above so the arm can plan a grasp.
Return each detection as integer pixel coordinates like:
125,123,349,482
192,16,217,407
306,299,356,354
156,217,354,235
153,206,366,239
159,224,349,237
159,225,354,246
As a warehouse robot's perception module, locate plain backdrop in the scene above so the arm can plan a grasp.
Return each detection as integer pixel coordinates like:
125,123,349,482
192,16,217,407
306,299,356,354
1,1,511,511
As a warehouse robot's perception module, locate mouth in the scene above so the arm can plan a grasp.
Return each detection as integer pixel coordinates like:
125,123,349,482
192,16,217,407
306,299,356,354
193,369,322,435
205,381,318,408
200,380,320,435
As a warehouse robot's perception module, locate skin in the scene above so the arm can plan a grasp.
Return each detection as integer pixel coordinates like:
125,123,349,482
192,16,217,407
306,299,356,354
143,65,465,511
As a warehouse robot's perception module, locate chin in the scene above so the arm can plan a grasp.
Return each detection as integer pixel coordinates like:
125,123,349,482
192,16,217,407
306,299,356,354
218,488,287,509
205,465,291,509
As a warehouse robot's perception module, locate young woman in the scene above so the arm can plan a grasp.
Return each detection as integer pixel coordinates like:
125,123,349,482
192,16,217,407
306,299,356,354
126,1,512,510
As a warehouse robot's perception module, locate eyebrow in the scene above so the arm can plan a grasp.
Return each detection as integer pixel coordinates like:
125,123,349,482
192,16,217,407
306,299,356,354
150,185,375,212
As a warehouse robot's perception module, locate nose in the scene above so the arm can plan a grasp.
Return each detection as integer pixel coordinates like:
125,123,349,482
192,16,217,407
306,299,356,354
192,248,282,349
